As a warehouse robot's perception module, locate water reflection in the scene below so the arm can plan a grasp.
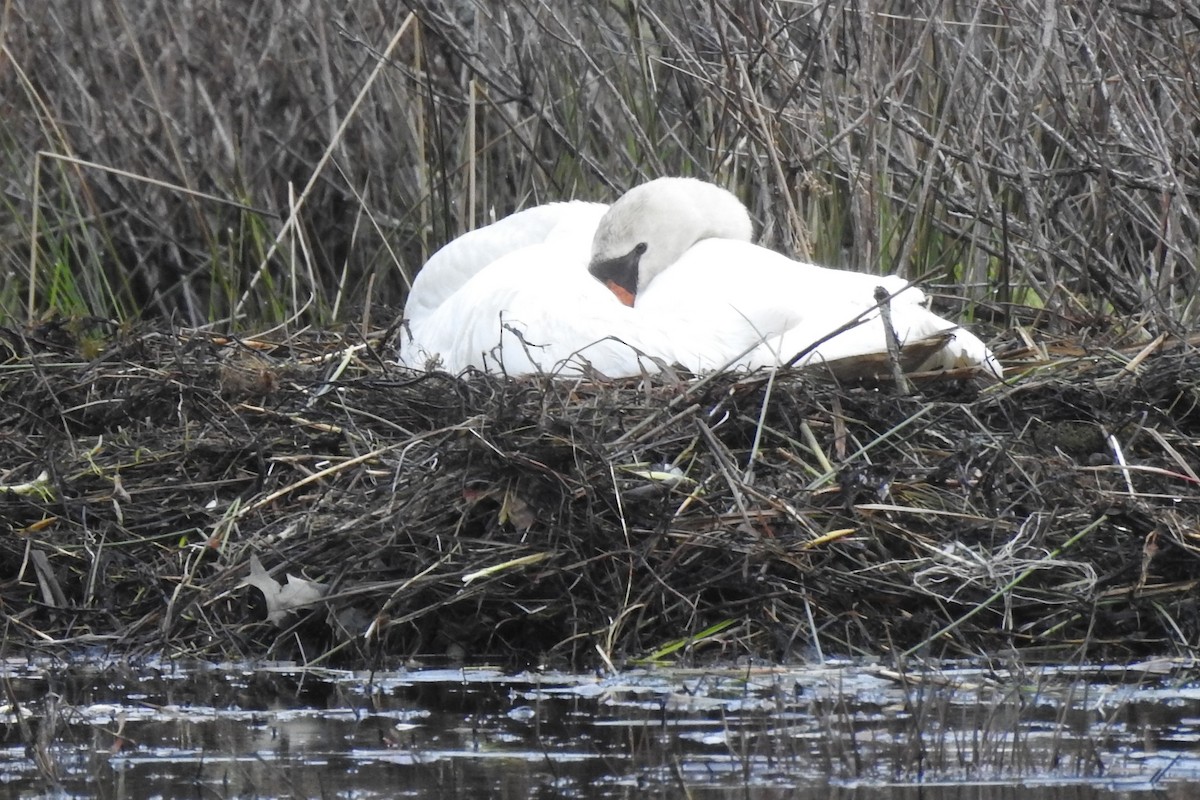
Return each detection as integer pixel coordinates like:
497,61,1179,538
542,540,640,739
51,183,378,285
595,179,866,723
0,659,1197,798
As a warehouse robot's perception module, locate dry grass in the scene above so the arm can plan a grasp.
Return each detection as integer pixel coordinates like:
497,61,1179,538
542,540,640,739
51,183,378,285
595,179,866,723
2,322,1199,668
1,1,1197,330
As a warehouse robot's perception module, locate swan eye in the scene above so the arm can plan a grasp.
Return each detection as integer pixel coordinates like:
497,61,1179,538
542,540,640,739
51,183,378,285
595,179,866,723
634,242,647,256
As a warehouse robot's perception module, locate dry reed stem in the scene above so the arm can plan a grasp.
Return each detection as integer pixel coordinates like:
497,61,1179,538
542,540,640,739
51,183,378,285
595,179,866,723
1,1,1196,328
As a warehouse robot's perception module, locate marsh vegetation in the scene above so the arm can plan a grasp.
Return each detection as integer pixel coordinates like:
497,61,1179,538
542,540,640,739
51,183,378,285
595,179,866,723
1,2,1199,667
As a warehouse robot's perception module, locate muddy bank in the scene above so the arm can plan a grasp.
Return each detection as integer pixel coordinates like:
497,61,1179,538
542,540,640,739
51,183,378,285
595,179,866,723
2,322,1198,668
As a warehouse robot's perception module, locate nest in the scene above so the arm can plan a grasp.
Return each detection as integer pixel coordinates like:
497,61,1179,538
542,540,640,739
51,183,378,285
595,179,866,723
2,320,1199,669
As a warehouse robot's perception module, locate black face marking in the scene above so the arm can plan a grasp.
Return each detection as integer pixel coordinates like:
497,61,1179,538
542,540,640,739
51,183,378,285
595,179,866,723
588,242,646,298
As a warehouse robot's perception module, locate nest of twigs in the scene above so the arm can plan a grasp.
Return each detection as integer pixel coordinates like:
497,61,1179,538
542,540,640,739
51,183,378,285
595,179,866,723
2,320,1199,669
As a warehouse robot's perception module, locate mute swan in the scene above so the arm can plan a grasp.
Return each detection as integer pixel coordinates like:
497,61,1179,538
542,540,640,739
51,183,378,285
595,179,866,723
398,177,1001,378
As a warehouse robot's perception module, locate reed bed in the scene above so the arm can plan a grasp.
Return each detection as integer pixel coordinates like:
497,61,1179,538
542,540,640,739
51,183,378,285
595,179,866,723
2,1,1198,329
2,323,1198,668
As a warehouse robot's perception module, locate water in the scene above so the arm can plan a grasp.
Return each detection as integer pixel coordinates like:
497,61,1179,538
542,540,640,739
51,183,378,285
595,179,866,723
1,657,1198,798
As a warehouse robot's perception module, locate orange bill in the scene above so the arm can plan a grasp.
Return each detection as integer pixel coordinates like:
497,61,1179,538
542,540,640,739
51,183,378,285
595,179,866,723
605,280,636,307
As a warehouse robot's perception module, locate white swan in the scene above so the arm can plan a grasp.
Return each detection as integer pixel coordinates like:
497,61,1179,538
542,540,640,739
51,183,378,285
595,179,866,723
398,201,671,375
398,177,1001,378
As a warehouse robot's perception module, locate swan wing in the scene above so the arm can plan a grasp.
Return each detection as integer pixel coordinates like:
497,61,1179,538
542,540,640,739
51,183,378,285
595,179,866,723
637,239,999,376
404,201,607,322
766,305,1001,377
402,241,672,376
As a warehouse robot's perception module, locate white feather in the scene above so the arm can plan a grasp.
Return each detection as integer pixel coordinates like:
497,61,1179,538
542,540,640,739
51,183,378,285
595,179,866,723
398,178,1001,378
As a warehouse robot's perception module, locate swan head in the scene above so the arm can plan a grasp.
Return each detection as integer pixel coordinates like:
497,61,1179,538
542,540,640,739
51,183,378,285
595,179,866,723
588,177,752,306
